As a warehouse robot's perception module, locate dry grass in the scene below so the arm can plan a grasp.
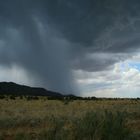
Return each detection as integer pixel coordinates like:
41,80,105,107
0,97,140,139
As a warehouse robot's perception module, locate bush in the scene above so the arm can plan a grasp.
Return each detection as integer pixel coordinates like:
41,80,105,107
38,111,133,140
0,95,5,99
10,95,16,100
74,112,101,139
0,111,135,140
0,133,5,140
14,132,31,140
26,96,39,101
101,111,130,140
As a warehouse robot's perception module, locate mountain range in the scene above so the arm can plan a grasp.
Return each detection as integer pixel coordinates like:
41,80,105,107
0,82,63,97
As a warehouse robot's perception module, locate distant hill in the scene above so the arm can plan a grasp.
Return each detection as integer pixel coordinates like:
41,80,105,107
0,82,63,97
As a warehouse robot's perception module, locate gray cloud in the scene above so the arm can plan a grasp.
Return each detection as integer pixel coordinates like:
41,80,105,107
42,0,140,50
0,0,78,94
0,0,140,95
72,53,132,72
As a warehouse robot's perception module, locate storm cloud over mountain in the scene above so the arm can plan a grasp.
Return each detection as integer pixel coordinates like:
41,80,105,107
0,0,140,96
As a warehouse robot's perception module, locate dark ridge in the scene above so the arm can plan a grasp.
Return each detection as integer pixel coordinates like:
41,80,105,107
0,82,63,97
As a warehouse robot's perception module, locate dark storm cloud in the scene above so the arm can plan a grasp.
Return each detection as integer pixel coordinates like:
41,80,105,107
40,0,140,71
0,0,78,94
0,0,140,94
42,0,140,50
72,53,131,72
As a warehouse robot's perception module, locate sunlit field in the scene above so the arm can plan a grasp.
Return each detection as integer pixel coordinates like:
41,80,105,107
0,96,140,140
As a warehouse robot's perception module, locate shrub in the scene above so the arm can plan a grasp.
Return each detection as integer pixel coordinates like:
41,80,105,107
0,95,5,99
74,111,132,140
101,111,130,140
0,133,5,140
10,95,16,100
14,132,31,140
74,112,101,140
37,111,133,140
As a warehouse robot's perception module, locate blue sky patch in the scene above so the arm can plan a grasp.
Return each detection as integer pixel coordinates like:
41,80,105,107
128,62,140,71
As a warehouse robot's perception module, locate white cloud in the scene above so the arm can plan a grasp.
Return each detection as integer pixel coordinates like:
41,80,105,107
75,57,140,97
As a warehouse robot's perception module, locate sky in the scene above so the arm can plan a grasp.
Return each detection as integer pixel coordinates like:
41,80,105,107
0,0,140,97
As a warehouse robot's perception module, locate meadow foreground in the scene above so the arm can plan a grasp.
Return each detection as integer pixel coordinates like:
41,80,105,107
0,96,140,140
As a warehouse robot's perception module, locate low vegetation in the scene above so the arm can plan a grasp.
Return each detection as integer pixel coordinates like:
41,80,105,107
0,95,140,140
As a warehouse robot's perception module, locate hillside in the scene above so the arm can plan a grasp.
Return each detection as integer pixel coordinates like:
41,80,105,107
0,82,63,97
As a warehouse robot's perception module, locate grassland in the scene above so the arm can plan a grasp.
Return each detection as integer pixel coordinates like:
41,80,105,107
0,96,140,140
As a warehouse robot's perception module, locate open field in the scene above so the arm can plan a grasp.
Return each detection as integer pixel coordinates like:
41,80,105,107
0,96,140,140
